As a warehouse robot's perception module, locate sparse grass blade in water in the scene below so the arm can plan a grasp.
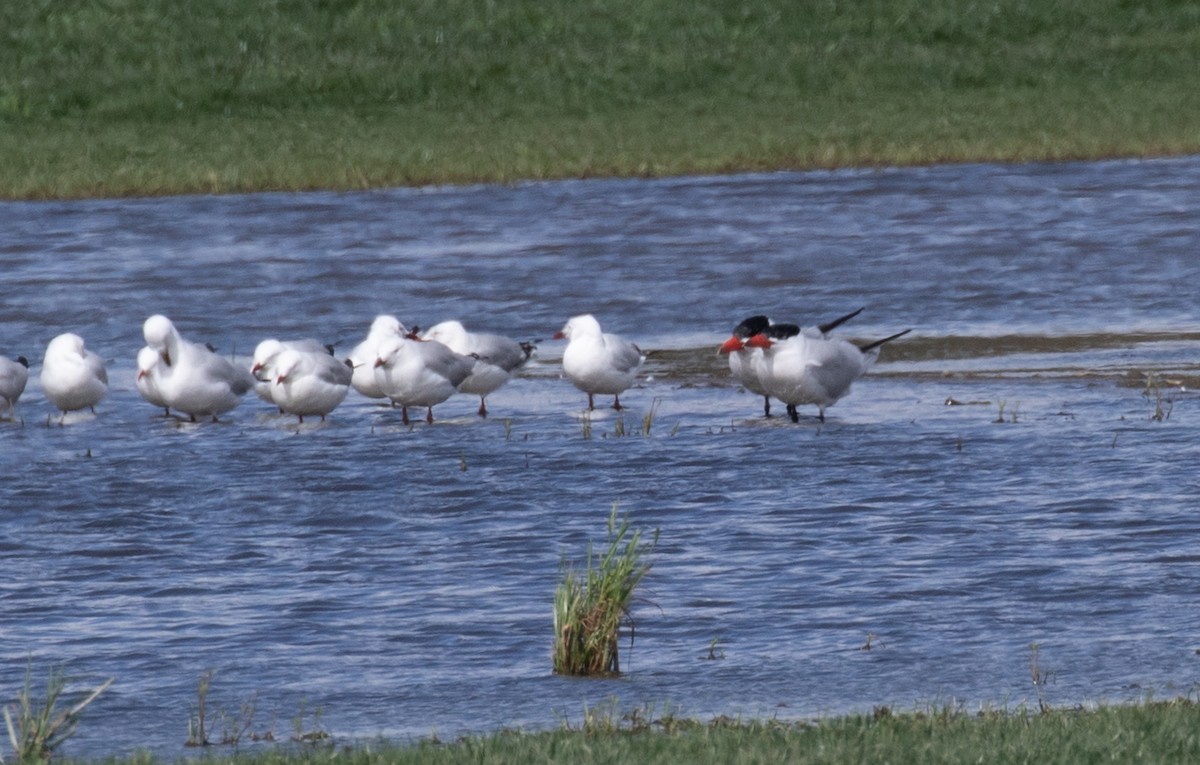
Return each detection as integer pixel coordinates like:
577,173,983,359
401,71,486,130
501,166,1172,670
3,663,112,763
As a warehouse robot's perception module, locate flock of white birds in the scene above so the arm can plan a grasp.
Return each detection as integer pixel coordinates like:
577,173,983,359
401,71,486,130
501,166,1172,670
0,310,909,426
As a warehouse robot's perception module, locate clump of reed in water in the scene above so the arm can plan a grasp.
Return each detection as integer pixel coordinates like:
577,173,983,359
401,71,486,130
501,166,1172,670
553,505,657,676
4,662,113,763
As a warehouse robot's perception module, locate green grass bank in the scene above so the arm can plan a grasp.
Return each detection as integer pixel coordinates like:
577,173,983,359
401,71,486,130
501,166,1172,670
62,701,1200,765
3,0,1199,199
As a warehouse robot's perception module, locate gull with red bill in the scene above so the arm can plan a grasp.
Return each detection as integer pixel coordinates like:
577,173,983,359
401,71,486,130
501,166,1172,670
372,331,475,425
270,347,353,423
553,314,643,411
142,314,254,423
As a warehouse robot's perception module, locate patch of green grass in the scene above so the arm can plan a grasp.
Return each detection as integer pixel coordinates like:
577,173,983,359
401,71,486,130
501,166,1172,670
62,699,1200,765
553,505,657,676
2,0,1199,198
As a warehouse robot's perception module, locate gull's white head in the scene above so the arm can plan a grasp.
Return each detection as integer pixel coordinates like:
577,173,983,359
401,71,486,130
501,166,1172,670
554,314,601,341
45,333,86,359
136,346,160,381
273,349,303,385
369,315,405,338
373,335,408,369
251,339,286,376
142,315,179,364
422,320,467,345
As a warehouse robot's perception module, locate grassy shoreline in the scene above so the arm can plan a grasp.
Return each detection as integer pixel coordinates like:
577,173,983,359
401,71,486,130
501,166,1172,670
3,0,1199,199
54,699,1200,764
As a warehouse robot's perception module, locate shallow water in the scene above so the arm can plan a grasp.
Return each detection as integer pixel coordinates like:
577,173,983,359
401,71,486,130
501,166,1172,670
2,157,1200,759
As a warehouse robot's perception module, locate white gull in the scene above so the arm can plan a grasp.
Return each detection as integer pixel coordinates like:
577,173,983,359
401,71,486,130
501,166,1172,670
0,354,30,421
422,320,534,417
135,346,172,417
270,347,353,423
250,338,332,409
40,333,108,423
347,315,407,400
373,334,474,425
143,314,254,422
552,314,643,411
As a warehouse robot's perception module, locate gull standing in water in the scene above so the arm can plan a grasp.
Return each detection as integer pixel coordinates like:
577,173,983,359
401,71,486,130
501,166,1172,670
250,337,333,409
40,333,108,423
0,354,30,421
135,346,172,417
422,320,534,417
373,333,475,425
270,347,353,423
142,314,254,422
347,315,407,401
553,314,643,411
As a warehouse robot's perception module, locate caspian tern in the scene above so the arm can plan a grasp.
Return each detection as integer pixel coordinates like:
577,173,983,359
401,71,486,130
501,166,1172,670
347,315,407,400
40,333,108,422
142,314,254,422
421,320,534,417
746,325,911,422
271,347,353,423
373,334,475,425
720,315,793,417
553,314,643,411
718,308,863,418
0,354,29,421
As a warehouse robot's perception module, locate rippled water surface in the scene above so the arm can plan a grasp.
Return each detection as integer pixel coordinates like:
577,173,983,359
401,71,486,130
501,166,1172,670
3,158,1200,759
